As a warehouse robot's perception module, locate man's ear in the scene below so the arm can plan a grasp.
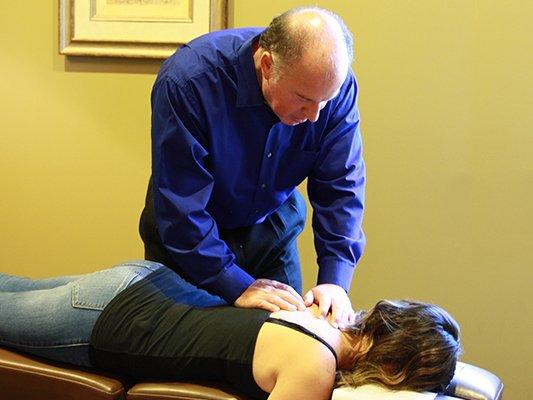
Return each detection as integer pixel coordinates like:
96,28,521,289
260,51,274,81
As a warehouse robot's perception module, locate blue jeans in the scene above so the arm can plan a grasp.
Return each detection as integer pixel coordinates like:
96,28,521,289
0,260,224,367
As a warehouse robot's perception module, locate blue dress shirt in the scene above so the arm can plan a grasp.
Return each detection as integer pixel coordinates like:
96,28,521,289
150,28,366,303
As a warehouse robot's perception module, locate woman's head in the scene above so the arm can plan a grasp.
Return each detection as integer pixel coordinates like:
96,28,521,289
339,300,461,393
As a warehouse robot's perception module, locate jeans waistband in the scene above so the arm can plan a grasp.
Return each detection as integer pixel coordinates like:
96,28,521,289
114,260,164,286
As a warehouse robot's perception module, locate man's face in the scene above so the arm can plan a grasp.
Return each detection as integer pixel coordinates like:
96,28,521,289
261,55,344,126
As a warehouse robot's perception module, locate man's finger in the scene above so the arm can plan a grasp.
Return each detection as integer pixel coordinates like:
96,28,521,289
266,294,300,311
318,295,332,318
255,299,281,313
332,297,353,328
271,280,303,300
257,279,305,309
330,302,343,328
271,281,306,310
303,290,314,306
271,288,305,311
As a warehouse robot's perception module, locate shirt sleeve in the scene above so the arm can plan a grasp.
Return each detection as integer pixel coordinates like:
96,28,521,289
150,77,255,304
307,72,366,292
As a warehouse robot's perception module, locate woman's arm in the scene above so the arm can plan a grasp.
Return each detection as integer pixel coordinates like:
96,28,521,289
253,315,339,399
267,358,336,400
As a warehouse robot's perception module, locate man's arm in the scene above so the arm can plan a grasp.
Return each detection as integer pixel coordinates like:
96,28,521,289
305,71,366,326
151,77,304,310
151,77,252,303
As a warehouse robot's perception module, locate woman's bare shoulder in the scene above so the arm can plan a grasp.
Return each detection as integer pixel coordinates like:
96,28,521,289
253,314,337,395
267,347,336,400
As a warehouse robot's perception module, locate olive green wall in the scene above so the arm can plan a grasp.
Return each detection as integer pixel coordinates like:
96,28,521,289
1,1,531,398
1,3,159,276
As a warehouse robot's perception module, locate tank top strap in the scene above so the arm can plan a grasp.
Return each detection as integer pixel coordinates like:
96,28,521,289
265,317,338,366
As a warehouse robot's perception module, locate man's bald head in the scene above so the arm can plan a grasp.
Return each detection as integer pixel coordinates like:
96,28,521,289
259,7,353,80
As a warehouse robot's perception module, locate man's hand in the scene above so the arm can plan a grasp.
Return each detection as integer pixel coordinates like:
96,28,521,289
304,284,355,328
234,279,306,312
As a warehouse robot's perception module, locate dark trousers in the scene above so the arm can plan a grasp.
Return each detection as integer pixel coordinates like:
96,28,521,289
139,178,306,297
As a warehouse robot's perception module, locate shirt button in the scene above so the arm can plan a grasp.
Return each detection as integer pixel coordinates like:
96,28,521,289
267,152,272,158
254,210,259,214
261,183,267,189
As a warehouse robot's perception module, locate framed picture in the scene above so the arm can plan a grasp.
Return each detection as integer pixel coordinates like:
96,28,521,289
59,0,228,59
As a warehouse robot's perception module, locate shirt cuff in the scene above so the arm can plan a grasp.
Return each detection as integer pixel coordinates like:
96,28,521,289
317,259,355,292
203,263,255,304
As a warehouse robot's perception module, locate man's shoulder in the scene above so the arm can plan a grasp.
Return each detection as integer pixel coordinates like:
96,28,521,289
159,27,263,84
188,27,264,50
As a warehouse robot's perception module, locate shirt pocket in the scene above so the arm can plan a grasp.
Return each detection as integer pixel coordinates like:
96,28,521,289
276,149,318,191
71,266,140,311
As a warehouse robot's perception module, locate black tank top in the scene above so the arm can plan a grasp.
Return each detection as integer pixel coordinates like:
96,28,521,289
89,267,337,400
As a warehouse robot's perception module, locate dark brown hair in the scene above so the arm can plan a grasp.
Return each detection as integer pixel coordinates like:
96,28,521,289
339,300,462,393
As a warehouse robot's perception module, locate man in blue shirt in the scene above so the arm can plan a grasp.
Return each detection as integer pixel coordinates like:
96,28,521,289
139,7,365,327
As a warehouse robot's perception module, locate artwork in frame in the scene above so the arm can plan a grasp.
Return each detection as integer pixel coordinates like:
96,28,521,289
59,0,228,58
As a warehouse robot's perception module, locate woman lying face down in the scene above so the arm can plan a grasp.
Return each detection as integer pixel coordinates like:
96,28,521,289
0,261,461,400
258,299,461,399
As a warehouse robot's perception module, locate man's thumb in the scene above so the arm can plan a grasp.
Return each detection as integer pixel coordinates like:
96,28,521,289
303,290,314,306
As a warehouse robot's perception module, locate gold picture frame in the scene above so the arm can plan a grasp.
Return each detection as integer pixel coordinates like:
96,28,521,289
59,0,228,59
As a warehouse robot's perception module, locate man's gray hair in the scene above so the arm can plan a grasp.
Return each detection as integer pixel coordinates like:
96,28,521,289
259,7,354,71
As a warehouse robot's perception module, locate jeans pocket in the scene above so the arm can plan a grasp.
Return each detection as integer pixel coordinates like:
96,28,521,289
71,266,140,311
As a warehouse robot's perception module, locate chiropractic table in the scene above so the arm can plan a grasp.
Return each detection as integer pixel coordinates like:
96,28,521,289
0,346,503,400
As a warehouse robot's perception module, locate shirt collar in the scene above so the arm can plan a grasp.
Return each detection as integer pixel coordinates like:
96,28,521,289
235,33,265,108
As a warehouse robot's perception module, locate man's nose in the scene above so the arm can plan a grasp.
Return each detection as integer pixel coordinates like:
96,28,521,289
304,102,321,122
304,101,326,123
